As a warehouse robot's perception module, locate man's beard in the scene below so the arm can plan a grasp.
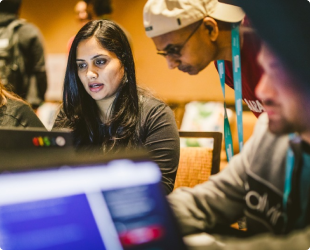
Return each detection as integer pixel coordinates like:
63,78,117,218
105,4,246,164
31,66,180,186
268,117,296,135
263,99,296,135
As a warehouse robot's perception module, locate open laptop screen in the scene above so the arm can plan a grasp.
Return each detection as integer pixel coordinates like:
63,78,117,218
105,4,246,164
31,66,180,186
0,159,187,250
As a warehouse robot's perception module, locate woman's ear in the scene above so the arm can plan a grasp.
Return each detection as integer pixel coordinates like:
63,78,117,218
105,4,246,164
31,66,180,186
202,17,219,42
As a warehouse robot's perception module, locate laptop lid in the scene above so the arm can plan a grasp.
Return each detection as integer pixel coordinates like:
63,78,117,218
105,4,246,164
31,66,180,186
0,127,74,150
0,155,187,250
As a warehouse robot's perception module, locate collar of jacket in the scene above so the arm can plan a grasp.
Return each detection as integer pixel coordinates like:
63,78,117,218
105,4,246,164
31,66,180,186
0,13,18,26
285,136,310,232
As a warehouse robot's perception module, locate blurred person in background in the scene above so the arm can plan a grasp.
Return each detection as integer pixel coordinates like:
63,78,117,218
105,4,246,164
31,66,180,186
0,0,47,109
54,20,179,194
67,0,92,52
68,0,132,51
0,79,45,128
75,0,91,26
87,0,112,20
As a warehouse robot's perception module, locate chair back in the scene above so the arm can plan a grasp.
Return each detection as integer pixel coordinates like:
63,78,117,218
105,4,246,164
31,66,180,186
174,131,222,189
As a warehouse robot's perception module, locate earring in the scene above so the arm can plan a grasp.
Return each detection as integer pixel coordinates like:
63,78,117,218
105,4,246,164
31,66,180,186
124,72,128,83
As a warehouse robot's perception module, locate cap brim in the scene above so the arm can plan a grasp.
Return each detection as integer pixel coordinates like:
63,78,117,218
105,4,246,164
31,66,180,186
209,2,245,23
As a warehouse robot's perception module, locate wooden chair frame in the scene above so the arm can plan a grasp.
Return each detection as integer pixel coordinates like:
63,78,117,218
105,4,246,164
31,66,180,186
179,131,223,175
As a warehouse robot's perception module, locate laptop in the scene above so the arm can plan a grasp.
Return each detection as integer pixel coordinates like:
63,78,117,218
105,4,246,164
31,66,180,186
0,151,187,250
0,127,74,150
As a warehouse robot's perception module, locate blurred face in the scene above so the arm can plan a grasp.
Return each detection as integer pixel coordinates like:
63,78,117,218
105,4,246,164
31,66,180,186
256,44,310,135
152,21,218,75
76,37,124,103
74,1,89,24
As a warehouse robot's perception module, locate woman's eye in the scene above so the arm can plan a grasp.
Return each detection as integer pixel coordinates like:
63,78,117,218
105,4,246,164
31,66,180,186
77,63,87,69
95,59,106,66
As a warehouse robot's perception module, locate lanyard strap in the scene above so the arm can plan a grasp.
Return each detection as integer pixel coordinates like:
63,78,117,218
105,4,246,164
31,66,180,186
283,134,296,214
217,23,244,161
231,23,244,152
217,60,233,161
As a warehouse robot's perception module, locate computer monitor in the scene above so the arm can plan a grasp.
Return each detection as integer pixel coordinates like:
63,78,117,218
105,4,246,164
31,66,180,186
0,127,74,150
0,153,187,250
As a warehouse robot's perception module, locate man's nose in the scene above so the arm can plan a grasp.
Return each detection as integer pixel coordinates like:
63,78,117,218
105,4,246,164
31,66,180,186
166,56,180,70
255,74,275,101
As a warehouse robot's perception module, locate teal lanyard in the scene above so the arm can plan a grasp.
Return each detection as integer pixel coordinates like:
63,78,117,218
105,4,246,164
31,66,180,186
217,23,243,161
283,134,296,220
217,61,233,161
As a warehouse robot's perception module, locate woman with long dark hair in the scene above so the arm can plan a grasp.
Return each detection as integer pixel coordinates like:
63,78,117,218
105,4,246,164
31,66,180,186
53,20,179,194
0,80,44,128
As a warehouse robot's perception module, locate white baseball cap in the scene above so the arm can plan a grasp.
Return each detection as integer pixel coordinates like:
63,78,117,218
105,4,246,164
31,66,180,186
143,0,245,38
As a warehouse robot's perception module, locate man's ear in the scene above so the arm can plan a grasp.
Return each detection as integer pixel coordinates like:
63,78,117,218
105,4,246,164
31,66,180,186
202,17,219,42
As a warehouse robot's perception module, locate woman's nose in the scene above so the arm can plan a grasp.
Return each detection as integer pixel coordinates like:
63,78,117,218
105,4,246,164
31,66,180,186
86,69,98,80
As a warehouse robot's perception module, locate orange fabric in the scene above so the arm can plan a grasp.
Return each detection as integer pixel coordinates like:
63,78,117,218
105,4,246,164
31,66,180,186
174,147,213,189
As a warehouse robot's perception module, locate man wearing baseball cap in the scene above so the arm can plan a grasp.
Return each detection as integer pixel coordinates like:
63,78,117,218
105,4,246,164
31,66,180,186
165,0,310,249
143,0,264,118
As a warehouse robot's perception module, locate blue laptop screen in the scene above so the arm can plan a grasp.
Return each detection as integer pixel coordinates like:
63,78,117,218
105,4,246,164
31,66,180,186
0,159,186,250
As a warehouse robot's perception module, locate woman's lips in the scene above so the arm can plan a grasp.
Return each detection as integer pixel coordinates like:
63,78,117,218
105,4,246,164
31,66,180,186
89,83,104,92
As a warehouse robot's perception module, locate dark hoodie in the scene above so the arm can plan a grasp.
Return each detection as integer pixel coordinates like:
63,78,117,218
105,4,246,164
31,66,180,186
0,13,47,107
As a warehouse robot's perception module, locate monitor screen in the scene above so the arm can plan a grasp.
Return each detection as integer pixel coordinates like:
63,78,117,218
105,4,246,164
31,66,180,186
0,158,187,250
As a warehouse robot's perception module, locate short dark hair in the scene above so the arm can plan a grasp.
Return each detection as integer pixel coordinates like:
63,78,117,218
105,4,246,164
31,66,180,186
0,0,22,14
63,20,140,149
89,0,112,17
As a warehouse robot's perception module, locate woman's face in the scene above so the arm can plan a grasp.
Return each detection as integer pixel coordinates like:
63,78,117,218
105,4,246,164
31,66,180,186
76,37,124,102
